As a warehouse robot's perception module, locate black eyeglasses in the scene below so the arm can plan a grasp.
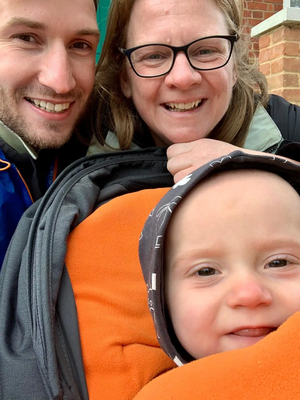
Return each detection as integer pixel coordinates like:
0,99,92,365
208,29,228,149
119,35,239,78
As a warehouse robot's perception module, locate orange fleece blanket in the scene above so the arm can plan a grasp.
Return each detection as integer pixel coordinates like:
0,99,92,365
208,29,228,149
66,188,176,400
66,187,300,400
134,311,300,400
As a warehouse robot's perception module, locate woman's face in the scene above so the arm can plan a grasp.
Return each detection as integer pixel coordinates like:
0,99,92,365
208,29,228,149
121,0,237,146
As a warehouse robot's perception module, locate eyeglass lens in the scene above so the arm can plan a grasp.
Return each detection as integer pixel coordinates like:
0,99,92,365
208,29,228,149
130,37,232,77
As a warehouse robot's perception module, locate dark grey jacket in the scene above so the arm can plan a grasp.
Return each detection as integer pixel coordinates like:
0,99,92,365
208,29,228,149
0,148,173,400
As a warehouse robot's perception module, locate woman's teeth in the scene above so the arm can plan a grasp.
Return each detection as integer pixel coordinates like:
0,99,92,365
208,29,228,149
165,99,202,112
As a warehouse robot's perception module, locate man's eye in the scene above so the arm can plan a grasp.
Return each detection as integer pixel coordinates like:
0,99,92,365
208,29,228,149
196,267,217,276
72,42,91,50
267,259,289,268
14,34,36,42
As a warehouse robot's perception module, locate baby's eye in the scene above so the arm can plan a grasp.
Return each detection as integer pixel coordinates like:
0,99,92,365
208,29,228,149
267,259,289,268
196,267,217,276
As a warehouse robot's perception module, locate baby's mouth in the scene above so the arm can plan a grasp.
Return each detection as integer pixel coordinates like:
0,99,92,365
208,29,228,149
231,327,277,337
164,99,202,112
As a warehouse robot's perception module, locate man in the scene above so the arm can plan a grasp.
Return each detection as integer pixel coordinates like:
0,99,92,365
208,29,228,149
0,0,100,265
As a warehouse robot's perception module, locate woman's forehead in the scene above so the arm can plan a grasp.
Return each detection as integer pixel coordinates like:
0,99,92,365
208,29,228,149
126,0,229,47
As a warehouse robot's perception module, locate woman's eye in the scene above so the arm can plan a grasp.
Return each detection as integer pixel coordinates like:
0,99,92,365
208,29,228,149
143,53,168,61
196,267,217,276
148,53,161,59
199,48,214,55
267,259,289,268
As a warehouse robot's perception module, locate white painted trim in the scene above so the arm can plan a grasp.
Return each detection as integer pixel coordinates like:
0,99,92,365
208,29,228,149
251,7,300,37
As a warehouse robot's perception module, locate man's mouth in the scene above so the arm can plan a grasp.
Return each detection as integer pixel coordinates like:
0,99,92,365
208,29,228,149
164,99,202,112
26,98,71,113
231,327,277,337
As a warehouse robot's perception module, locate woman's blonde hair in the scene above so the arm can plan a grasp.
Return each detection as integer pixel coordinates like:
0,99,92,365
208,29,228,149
87,0,268,149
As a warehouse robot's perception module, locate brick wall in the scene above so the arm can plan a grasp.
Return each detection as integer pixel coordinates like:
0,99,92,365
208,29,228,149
243,0,283,58
258,26,300,105
243,0,300,105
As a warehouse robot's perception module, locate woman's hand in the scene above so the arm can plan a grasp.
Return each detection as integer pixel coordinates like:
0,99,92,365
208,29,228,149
167,139,258,183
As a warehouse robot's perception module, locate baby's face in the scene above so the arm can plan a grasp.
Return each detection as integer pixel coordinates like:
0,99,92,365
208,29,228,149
165,170,300,359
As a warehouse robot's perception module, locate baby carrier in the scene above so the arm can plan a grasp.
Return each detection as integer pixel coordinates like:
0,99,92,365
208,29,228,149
0,147,173,400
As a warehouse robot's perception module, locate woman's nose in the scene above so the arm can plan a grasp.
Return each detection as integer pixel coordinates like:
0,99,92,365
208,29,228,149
226,275,273,309
164,52,202,90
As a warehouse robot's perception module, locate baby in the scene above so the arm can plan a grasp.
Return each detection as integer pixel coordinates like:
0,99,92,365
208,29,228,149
139,152,300,366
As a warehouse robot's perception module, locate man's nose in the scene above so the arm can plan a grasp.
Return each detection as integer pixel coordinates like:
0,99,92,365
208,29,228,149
38,44,76,94
164,52,202,90
226,274,273,309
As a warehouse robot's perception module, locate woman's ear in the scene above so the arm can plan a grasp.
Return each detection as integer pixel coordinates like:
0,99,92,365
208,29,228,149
232,59,238,88
121,69,132,99
232,66,238,89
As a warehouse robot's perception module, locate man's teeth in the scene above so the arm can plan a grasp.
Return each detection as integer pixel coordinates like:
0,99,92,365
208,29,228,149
31,99,71,113
165,99,202,111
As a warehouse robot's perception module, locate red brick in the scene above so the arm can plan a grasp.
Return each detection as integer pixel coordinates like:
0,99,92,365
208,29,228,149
267,43,285,61
284,58,300,72
266,4,275,11
260,62,271,76
248,2,268,10
272,27,285,44
271,59,284,74
274,4,283,12
268,73,283,90
282,89,300,103
253,11,263,18
263,12,276,19
284,42,300,57
259,48,271,63
283,27,300,42
259,34,270,49
271,88,284,97
252,41,260,51
283,73,299,88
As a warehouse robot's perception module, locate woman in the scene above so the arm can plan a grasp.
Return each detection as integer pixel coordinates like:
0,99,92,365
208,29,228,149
87,0,300,173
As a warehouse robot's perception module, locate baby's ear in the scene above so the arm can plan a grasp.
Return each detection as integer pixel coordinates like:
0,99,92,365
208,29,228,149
133,312,300,399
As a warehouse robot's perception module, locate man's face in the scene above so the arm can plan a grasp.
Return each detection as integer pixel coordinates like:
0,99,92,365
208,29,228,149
0,0,99,150
165,170,300,359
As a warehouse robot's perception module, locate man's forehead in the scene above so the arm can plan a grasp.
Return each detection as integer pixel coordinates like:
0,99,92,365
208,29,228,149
0,0,97,18
0,0,99,33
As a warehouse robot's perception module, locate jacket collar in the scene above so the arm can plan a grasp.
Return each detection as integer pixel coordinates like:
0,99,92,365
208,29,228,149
244,105,283,153
0,121,38,159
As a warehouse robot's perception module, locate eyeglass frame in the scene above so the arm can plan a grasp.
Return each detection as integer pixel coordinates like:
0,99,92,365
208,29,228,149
119,34,239,78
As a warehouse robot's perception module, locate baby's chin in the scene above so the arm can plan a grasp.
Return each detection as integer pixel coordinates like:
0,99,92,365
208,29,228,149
219,328,278,353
